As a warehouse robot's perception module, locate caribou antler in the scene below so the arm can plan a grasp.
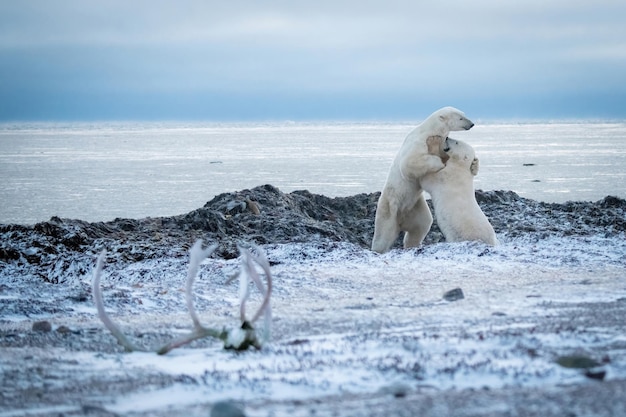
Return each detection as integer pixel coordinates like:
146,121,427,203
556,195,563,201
92,240,273,354
231,245,273,347
92,250,147,352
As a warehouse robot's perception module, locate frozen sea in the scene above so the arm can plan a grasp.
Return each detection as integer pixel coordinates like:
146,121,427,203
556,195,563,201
1,120,625,224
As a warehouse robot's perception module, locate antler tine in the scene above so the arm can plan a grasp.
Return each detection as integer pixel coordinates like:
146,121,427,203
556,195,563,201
238,256,250,324
185,240,218,329
157,240,224,354
247,245,272,343
156,325,225,355
244,245,273,344
236,246,255,322
92,250,147,352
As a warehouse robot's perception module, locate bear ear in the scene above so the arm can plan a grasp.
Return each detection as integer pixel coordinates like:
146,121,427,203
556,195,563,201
439,114,446,122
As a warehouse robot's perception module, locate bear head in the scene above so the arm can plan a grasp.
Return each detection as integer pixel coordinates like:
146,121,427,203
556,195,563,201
443,137,475,168
433,107,474,131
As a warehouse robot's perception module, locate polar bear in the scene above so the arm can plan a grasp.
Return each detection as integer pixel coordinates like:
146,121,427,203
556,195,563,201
371,107,474,253
421,136,498,245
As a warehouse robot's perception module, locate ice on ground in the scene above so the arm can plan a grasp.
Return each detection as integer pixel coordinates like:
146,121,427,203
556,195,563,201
1,234,625,416
1,188,625,416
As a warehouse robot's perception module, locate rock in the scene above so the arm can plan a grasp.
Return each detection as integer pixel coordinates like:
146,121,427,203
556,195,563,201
32,321,52,332
0,247,20,261
210,401,246,417
379,382,410,398
600,195,626,208
443,288,464,302
556,355,606,381
245,198,260,215
556,355,601,369
584,369,607,381
68,293,89,302
56,325,73,334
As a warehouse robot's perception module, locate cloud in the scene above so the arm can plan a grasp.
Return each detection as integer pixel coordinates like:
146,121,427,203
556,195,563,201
1,1,625,120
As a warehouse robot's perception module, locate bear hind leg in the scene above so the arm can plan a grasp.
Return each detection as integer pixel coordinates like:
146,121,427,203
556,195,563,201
401,196,433,249
371,197,401,254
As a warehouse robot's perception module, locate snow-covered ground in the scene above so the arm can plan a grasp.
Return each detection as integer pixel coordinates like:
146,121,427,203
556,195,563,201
2,231,625,416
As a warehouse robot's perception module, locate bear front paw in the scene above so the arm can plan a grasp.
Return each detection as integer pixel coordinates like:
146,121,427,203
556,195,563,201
426,135,449,165
470,158,480,176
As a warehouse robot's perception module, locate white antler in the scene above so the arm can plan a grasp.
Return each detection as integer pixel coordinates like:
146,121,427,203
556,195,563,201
92,250,147,352
186,240,218,329
220,244,274,349
156,240,225,354
92,240,273,354
239,245,272,342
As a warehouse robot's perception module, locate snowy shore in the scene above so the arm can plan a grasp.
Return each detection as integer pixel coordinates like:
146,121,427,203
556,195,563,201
1,186,625,416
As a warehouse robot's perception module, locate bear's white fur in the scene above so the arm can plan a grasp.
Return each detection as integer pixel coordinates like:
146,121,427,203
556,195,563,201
421,136,498,246
371,107,474,253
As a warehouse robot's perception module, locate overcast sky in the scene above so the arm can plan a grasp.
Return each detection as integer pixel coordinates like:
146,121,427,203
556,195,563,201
1,1,625,121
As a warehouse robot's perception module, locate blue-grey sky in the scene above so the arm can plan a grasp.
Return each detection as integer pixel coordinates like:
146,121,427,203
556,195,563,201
1,1,625,121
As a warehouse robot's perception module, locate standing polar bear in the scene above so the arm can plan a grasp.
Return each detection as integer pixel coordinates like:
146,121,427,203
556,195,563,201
421,137,498,246
371,107,474,253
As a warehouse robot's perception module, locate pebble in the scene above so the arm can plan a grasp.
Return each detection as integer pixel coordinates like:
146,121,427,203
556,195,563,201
56,325,73,334
210,401,246,417
556,355,606,381
379,382,410,398
556,355,601,369
443,288,464,302
584,369,607,380
32,320,52,332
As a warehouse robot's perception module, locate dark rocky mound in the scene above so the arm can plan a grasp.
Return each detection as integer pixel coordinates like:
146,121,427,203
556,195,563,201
1,185,624,283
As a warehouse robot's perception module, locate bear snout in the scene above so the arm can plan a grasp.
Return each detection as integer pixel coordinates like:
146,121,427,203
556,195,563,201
465,122,475,130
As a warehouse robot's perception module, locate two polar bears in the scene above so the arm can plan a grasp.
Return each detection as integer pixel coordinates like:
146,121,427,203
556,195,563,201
421,136,498,246
371,106,496,253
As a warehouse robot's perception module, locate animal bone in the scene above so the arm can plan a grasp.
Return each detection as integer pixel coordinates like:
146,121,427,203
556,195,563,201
92,239,272,354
